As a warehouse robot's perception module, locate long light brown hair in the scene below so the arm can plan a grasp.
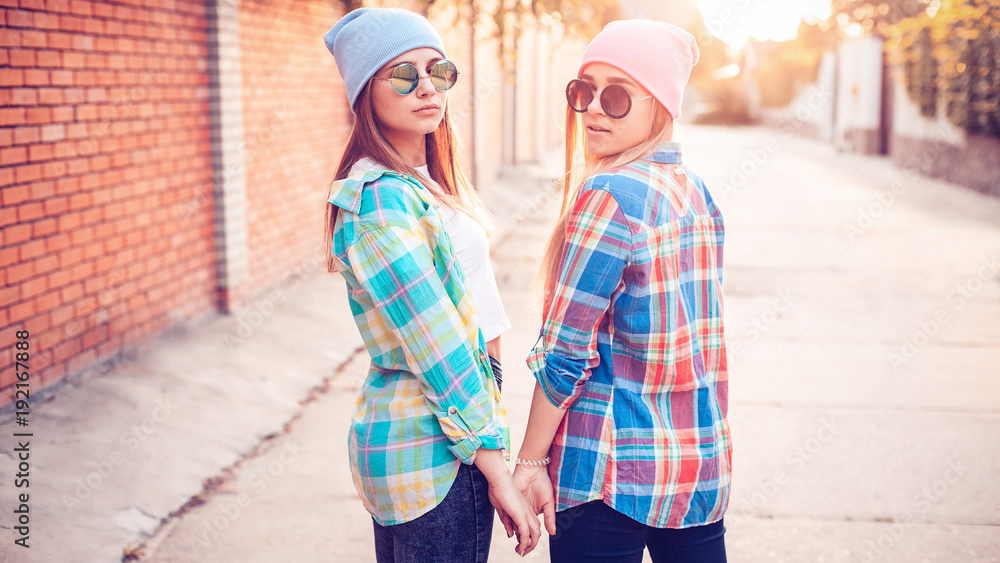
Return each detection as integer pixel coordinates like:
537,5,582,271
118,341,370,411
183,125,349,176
325,78,485,272
538,101,674,314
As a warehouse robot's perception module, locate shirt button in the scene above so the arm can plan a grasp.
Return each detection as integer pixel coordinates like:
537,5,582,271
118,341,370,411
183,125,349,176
448,406,458,415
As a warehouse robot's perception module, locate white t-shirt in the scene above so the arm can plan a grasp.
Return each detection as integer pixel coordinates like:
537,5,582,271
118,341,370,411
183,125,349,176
349,158,511,342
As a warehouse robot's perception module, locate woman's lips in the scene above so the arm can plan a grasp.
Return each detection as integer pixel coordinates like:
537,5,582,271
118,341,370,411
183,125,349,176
415,105,440,115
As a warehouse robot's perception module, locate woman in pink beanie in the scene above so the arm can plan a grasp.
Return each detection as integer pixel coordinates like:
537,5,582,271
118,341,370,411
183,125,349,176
513,20,732,562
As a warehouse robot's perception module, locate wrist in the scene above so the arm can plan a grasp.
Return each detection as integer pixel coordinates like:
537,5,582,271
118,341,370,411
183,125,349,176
514,455,551,468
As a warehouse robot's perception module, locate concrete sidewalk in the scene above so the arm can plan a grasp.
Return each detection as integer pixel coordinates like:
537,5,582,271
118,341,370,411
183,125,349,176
2,125,999,562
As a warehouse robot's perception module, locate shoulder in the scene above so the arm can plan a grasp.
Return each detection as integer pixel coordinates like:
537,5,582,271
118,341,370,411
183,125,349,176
579,160,657,221
330,168,430,230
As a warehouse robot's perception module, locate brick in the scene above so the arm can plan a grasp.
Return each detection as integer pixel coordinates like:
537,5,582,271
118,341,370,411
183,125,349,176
9,48,34,67
44,196,69,215
62,87,83,104
9,87,37,104
68,0,91,16
58,13,83,32
34,253,58,275
5,9,32,28
8,300,34,324
49,69,71,86
13,125,38,144
43,0,72,13
61,51,84,68
0,244,16,268
23,68,48,86
44,231,69,252
25,106,50,124
0,146,27,165
0,68,24,87
0,167,15,187
18,238,45,261
19,29,43,48
51,105,72,122
14,162,41,183
34,48,60,67
46,31,72,50
17,201,43,222
58,246,82,267
68,191,92,210
0,106,25,126
4,260,33,284
38,87,62,104
31,217,57,238
40,123,65,142
55,176,77,194
0,129,11,146
42,160,68,179
33,12,59,30
74,70,95,86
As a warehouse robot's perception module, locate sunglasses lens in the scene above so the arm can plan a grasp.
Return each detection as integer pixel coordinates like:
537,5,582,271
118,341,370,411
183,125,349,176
430,60,458,91
601,85,632,119
390,64,419,95
566,80,593,112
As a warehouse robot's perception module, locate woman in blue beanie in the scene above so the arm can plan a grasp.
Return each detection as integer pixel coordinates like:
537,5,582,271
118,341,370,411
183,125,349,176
323,8,539,561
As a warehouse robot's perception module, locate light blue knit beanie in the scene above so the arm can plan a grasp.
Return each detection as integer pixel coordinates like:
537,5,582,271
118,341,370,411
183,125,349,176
324,8,447,112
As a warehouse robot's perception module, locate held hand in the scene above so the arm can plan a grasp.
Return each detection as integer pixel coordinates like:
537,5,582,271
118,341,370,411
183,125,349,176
487,477,542,557
513,465,557,536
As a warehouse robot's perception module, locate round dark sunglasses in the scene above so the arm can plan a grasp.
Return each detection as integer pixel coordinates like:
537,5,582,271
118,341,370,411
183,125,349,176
373,60,459,95
566,78,652,119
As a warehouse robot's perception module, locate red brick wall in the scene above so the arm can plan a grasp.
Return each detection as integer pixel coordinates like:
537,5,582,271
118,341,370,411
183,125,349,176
237,0,350,300
0,0,217,407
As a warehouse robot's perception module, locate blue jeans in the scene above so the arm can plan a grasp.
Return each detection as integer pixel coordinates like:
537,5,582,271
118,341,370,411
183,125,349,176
373,464,494,563
549,500,727,563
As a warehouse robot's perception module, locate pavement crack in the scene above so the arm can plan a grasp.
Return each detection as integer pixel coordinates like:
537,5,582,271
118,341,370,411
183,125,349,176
131,344,369,559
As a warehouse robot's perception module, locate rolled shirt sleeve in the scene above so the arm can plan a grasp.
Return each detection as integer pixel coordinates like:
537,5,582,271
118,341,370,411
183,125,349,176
528,186,632,409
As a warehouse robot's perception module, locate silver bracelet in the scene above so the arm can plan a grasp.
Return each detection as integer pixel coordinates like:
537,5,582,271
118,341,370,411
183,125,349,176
515,456,551,467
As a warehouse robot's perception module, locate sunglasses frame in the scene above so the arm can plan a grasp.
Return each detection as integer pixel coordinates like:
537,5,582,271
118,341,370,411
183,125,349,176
565,79,652,120
373,60,459,95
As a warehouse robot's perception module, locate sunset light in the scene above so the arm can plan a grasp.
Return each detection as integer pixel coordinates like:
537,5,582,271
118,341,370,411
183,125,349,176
695,0,833,47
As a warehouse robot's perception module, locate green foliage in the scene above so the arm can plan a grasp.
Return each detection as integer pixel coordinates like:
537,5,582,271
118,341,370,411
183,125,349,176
889,0,1000,136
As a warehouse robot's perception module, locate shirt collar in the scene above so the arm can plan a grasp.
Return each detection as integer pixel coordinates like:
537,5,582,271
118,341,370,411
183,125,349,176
647,142,682,164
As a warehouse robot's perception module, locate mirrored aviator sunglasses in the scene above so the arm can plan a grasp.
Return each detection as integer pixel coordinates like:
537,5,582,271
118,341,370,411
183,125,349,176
565,78,650,120
376,60,459,95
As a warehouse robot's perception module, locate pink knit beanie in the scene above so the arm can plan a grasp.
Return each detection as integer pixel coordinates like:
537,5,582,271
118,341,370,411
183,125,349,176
579,20,699,119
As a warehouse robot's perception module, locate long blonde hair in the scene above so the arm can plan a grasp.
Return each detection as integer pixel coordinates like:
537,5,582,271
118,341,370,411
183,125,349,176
325,79,486,272
539,101,674,314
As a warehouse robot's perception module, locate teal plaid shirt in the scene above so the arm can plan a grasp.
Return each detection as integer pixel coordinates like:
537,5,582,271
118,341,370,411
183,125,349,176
329,168,509,526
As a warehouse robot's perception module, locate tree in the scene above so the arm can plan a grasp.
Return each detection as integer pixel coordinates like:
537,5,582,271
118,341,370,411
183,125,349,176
889,0,1000,136
831,0,932,37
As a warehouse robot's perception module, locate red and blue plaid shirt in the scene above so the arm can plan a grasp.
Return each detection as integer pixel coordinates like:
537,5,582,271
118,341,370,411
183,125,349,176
527,143,731,528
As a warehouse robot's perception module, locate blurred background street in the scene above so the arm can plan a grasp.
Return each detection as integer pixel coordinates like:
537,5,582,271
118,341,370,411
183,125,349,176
1,0,999,561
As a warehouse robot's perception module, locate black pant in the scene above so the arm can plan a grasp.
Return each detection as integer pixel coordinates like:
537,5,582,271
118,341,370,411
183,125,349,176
549,500,727,563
